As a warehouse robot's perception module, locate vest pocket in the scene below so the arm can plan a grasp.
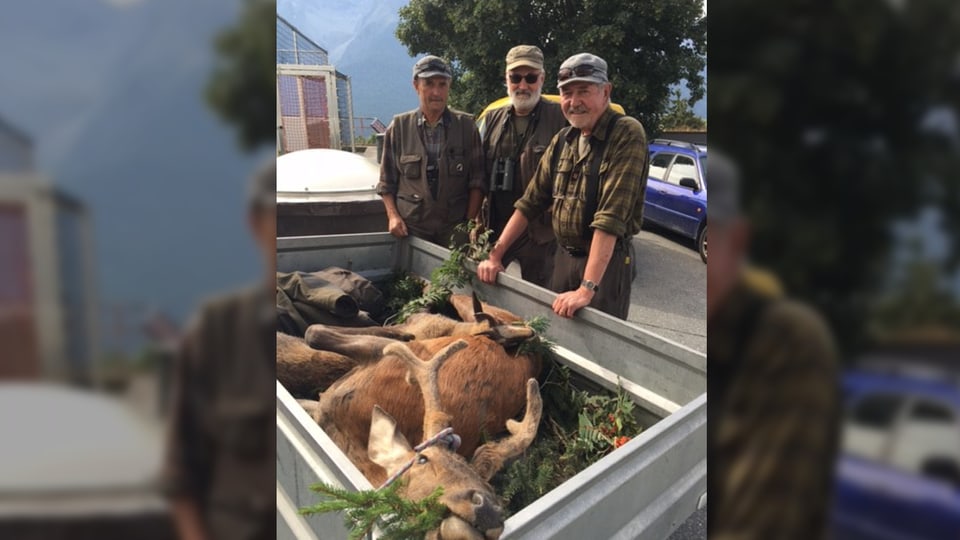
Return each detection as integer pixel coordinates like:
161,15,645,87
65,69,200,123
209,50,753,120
446,193,468,221
397,192,424,221
399,154,422,179
446,148,466,177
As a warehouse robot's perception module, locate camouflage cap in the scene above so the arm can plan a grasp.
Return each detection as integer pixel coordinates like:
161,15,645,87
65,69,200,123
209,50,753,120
413,55,453,79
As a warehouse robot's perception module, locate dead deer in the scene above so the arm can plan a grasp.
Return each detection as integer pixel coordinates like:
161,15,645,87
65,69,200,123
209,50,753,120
339,340,542,540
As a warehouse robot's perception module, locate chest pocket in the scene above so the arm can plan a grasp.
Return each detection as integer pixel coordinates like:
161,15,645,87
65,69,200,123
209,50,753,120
552,157,578,199
213,398,270,459
399,154,422,179
446,147,466,177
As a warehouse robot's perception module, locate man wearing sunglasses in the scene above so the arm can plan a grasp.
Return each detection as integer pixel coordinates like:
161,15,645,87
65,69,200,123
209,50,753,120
478,45,567,288
377,55,485,247
478,53,649,320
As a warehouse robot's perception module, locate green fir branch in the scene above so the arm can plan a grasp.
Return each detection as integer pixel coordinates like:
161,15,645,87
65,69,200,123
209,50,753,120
300,480,446,540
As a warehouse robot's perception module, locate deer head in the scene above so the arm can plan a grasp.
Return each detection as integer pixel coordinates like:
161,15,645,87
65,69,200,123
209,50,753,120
368,340,542,540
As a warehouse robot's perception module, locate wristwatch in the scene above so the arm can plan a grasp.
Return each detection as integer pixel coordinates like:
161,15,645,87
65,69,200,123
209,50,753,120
581,279,599,293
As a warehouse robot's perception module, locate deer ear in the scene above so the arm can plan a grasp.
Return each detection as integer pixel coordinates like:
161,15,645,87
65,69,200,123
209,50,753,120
368,406,414,470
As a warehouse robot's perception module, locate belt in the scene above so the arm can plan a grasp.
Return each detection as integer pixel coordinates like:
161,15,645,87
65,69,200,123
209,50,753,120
563,237,631,258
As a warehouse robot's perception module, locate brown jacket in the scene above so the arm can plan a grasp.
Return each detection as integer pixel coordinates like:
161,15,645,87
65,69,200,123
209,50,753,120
377,108,486,236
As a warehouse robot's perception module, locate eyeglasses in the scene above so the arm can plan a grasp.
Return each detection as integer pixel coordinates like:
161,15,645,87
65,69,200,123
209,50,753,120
508,73,540,84
557,64,605,83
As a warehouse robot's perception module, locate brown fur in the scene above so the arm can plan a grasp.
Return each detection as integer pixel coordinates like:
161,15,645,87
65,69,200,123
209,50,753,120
316,335,542,485
276,332,357,398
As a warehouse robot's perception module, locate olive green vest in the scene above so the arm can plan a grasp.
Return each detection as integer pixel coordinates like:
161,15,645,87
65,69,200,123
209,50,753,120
390,108,476,235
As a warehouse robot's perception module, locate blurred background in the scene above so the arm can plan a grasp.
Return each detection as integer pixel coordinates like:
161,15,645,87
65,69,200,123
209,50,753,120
0,0,273,537
711,0,960,537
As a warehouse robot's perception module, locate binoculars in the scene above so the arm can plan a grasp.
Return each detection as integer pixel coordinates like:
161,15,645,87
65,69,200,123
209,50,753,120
490,157,516,192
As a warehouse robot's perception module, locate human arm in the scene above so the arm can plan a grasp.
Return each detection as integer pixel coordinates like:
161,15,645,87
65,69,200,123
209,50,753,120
476,210,529,283
376,120,407,237
551,229,616,318
381,193,408,238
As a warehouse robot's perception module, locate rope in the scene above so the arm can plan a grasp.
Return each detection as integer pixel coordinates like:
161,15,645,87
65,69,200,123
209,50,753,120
378,427,462,489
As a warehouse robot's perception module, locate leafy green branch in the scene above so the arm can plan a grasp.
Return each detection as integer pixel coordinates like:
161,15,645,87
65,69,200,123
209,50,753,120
300,480,445,540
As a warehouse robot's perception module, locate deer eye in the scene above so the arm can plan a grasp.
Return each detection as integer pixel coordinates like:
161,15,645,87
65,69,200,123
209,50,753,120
417,455,429,465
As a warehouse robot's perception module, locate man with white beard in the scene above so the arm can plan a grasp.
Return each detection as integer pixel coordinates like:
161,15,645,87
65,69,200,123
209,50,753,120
478,45,566,287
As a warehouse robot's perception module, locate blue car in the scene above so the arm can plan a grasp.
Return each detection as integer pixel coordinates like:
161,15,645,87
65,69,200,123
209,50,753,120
643,140,708,262
832,369,960,539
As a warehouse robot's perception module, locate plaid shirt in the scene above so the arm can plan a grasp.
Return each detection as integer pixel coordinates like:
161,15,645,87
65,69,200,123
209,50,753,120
514,107,648,250
708,269,840,540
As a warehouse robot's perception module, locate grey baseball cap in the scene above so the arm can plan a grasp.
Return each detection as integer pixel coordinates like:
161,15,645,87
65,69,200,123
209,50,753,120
557,52,609,88
413,55,453,79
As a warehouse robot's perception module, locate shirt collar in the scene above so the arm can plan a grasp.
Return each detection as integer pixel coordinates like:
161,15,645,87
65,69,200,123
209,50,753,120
417,108,451,127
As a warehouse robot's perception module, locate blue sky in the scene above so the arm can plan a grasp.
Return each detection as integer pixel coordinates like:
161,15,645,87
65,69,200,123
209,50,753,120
0,0,266,345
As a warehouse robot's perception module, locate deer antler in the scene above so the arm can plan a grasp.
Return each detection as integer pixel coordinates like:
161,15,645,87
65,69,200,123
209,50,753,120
470,378,543,481
383,340,468,438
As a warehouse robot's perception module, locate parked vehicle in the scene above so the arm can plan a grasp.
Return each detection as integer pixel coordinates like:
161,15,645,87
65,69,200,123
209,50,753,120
832,369,960,539
644,139,708,263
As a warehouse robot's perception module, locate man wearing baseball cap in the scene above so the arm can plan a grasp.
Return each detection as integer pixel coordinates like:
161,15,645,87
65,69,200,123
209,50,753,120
377,55,485,247
478,45,567,288
478,52,649,320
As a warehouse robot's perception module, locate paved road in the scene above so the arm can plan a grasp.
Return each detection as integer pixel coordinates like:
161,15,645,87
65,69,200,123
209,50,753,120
629,226,706,353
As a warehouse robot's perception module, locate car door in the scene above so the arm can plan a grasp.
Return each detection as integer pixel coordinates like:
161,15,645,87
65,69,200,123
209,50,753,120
834,390,960,539
658,153,706,238
644,151,675,227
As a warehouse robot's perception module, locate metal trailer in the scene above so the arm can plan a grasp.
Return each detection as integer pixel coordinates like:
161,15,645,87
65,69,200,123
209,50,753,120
277,233,707,540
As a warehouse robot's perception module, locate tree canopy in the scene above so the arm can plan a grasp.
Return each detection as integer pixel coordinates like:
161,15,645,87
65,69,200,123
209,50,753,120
710,0,960,355
396,0,706,133
205,0,275,152
660,88,706,131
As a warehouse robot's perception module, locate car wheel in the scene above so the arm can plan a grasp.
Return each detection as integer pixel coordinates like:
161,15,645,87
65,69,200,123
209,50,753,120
697,223,707,264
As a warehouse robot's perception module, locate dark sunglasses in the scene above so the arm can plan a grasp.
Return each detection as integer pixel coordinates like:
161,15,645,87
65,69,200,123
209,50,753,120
557,64,605,82
508,73,540,84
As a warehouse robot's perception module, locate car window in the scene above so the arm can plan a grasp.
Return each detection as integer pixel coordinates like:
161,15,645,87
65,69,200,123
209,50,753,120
909,399,955,424
649,152,674,181
666,155,698,187
849,392,904,429
699,155,707,183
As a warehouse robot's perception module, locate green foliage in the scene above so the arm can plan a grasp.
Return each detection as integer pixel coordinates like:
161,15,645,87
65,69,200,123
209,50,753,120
710,0,960,356
301,480,446,540
492,362,643,515
396,0,706,132
516,315,557,358
660,88,706,131
391,222,494,323
383,271,427,316
205,0,275,151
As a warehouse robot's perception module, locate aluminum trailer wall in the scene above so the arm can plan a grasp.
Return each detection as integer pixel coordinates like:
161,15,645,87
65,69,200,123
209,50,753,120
276,233,706,540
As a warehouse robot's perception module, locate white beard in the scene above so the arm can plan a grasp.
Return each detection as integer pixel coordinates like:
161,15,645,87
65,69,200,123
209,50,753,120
509,86,542,114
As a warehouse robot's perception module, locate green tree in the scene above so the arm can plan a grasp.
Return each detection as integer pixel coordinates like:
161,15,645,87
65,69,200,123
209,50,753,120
205,0,275,151
660,88,706,130
396,0,706,132
710,0,960,355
